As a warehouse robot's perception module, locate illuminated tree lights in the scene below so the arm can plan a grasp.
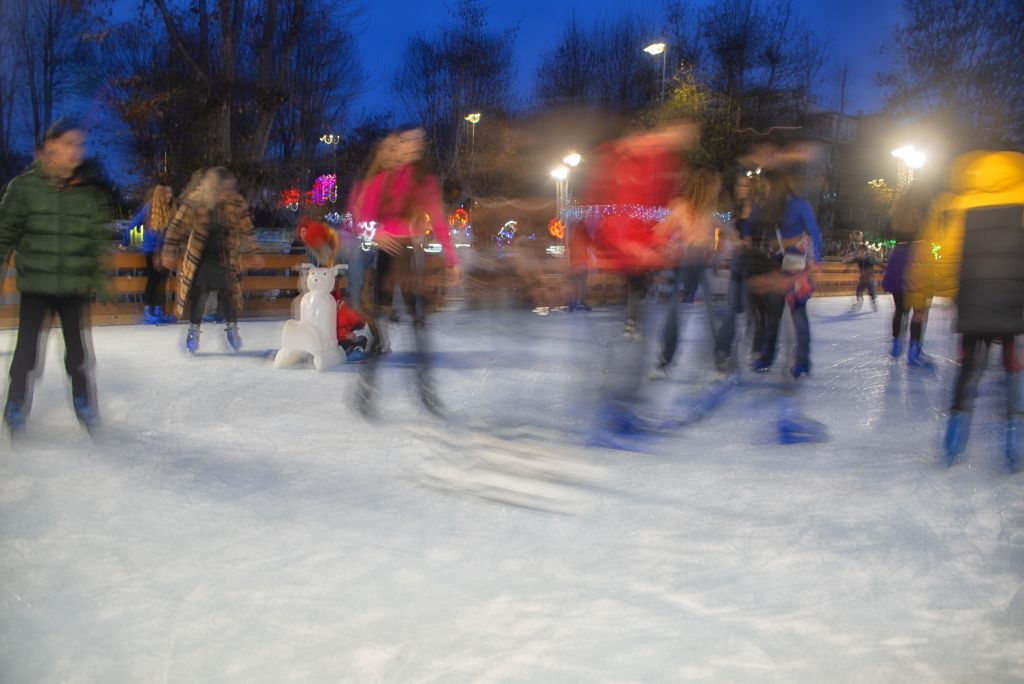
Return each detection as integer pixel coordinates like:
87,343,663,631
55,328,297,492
311,174,338,206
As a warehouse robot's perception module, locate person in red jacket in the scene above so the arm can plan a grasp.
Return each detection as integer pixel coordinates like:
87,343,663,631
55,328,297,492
581,118,698,436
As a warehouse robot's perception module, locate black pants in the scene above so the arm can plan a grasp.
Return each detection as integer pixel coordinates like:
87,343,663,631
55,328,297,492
952,335,1019,412
890,292,924,342
6,292,92,407
143,252,167,307
189,289,238,326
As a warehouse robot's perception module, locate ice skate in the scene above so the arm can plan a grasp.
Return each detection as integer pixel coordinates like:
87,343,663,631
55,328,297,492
907,341,935,369
185,324,200,353
73,397,99,433
3,400,27,436
226,323,243,352
943,412,970,465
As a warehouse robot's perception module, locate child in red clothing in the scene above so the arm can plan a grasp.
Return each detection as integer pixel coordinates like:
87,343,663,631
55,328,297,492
336,298,370,361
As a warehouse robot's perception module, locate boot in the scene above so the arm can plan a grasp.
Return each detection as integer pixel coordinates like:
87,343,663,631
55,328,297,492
1008,373,1023,470
225,323,242,352
3,399,27,434
73,396,99,432
143,305,160,325
155,305,177,324
943,412,970,465
907,341,935,369
890,337,902,358
186,324,201,353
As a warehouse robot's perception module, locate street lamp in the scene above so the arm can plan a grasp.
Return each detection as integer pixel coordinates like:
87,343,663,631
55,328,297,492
551,165,569,218
643,42,667,103
563,152,581,168
891,145,926,191
464,112,481,151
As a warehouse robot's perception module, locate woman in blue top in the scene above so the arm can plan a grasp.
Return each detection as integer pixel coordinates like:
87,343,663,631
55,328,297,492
750,169,823,377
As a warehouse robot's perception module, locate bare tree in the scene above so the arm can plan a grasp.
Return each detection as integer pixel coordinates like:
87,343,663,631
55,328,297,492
150,0,312,164
10,0,88,148
881,0,1024,146
393,0,517,179
534,12,597,108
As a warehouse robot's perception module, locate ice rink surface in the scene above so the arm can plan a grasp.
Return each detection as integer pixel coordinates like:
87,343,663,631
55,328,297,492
1,295,1022,683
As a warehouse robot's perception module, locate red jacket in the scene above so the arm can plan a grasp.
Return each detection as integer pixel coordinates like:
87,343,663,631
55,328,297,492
583,139,682,272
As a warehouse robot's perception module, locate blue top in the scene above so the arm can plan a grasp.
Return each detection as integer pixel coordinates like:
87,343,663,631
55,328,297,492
744,197,823,262
778,196,823,262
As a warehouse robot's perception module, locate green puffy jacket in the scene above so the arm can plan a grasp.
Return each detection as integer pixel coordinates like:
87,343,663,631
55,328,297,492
0,160,113,296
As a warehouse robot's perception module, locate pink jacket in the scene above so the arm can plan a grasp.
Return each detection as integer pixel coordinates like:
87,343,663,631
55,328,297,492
350,165,459,267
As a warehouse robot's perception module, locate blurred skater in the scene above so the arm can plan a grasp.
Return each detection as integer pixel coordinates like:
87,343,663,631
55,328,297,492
654,164,721,376
891,180,941,367
136,182,178,324
846,245,878,311
162,167,259,354
0,118,113,433
906,150,1024,467
352,125,462,417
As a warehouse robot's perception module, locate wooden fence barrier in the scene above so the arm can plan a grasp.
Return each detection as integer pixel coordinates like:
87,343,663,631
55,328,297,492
0,251,882,329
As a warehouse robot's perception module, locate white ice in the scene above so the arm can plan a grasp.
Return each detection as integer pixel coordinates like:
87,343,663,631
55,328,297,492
1,296,1022,683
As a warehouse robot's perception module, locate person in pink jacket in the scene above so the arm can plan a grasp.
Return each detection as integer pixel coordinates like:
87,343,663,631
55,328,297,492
353,125,463,417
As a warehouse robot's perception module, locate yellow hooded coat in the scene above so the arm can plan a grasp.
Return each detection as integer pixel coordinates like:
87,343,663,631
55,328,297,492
906,151,1024,307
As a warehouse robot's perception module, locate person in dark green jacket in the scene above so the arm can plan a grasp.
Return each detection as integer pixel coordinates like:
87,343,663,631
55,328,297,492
0,118,113,433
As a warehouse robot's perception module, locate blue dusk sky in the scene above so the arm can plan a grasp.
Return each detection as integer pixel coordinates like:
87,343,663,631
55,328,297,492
352,0,904,119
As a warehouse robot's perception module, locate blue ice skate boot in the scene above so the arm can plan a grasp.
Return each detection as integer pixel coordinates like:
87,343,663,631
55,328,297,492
155,305,177,324
1008,419,1023,472
185,324,200,353
790,363,810,379
3,400,27,434
346,348,367,363
143,305,161,325
890,337,902,358
225,323,242,352
943,412,970,465
73,396,99,431
1007,373,1023,471
907,341,935,369
753,357,773,373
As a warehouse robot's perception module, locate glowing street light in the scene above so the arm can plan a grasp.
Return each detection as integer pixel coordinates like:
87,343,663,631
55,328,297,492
464,112,481,124
891,145,926,169
644,42,668,103
891,145,926,192
464,112,481,154
563,152,581,167
320,133,341,145
550,166,569,181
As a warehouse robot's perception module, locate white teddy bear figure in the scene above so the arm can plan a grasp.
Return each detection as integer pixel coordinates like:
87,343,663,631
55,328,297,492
274,263,346,371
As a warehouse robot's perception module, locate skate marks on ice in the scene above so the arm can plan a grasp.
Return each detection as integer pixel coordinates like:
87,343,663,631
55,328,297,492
402,423,609,515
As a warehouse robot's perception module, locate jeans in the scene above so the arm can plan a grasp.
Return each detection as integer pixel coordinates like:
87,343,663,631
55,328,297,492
760,294,810,369
715,269,746,356
346,239,377,313
658,263,713,368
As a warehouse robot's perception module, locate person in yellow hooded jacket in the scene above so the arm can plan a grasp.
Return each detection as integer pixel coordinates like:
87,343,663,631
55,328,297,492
906,150,1024,468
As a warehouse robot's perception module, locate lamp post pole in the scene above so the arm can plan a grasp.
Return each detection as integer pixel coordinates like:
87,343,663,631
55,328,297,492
643,42,667,103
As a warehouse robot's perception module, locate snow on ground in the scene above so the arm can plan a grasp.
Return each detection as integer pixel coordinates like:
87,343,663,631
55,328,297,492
1,296,1022,683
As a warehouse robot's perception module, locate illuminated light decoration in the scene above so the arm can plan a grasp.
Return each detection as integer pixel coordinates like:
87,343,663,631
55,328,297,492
546,245,566,256
311,174,337,206
423,243,443,254
932,243,941,261
324,212,341,224
563,204,671,224
464,113,481,124
128,222,144,246
279,188,301,212
449,207,469,229
357,221,377,252
548,218,565,240
495,220,518,246
320,133,342,144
